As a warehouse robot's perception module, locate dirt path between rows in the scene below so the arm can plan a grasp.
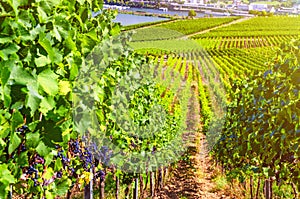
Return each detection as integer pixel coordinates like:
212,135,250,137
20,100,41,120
154,82,240,199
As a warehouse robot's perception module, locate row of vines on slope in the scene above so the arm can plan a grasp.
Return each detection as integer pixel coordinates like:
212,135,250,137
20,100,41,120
213,40,300,198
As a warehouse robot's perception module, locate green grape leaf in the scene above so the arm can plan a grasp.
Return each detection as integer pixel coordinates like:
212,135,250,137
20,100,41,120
37,6,48,23
0,43,20,60
26,82,43,116
38,32,62,63
54,177,71,195
37,69,59,96
42,121,63,146
44,167,54,180
11,111,23,130
34,55,51,67
44,152,54,166
16,151,29,167
8,131,21,154
54,158,62,171
58,81,71,95
10,65,34,86
45,190,55,199
26,132,40,148
36,141,50,157
39,96,56,114
0,164,15,198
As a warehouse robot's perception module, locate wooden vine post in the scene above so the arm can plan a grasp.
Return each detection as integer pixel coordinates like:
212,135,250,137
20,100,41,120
256,178,261,199
84,168,93,199
250,176,254,199
133,177,139,199
150,172,155,197
99,174,105,199
115,176,120,199
139,174,144,198
264,178,272,199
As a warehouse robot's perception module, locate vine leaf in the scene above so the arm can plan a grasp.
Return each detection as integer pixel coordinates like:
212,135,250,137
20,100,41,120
35,55,51,67
8,131,21,154
0,164,15,198
37,69,59,96
11,111,23,130
39,96,56,114
10,65,34,86
44,167,54,180
26,82,43,116
26,132,40,148
36,141,50,157
54,178,72,196
0,43,20,60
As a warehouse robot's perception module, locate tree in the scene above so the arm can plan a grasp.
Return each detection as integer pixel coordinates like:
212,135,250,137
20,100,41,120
188,9,197,18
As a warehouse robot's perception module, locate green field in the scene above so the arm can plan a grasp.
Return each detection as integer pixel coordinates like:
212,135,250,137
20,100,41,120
130,17,240,41
156,17,240,35
193,16,300,38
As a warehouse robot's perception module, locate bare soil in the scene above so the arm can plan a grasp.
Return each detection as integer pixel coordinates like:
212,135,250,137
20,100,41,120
154,83,242,199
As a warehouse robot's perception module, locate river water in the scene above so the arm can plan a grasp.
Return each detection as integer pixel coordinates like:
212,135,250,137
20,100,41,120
114,13,169,26
105,6,230,26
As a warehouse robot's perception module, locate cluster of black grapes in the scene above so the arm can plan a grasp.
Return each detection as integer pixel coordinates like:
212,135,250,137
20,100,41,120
54,139,112,182
21,136,111,186
95,170,105,182
13,125,43,187
56,149,70,169
26,155,45,187
69,139,93,170
27,165,39,187
13,125,110,187
55,147,76,178
17,125,29,134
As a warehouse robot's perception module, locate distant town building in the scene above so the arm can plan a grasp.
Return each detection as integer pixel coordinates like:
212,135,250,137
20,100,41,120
237,4,249,11
249,3,269,11
185,0,204,5
233,0,242,6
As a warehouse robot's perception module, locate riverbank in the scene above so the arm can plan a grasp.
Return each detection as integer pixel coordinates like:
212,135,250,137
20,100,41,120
118,10,181,19
117,9,235,19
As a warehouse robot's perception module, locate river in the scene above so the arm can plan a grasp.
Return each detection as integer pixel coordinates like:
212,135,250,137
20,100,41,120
114,13,169,26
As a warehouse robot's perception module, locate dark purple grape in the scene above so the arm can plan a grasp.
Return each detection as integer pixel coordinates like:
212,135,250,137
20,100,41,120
27,165,37,175
56,171,62,178
33,179,38,187
22,125,28,130
70,140,81,154
21,144,26,152
17,125,29,134
95,170,105,181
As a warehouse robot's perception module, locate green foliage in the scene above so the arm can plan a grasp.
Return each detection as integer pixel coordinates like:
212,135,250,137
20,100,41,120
0,0,119,196
213,39,300,194
188,10,196,19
